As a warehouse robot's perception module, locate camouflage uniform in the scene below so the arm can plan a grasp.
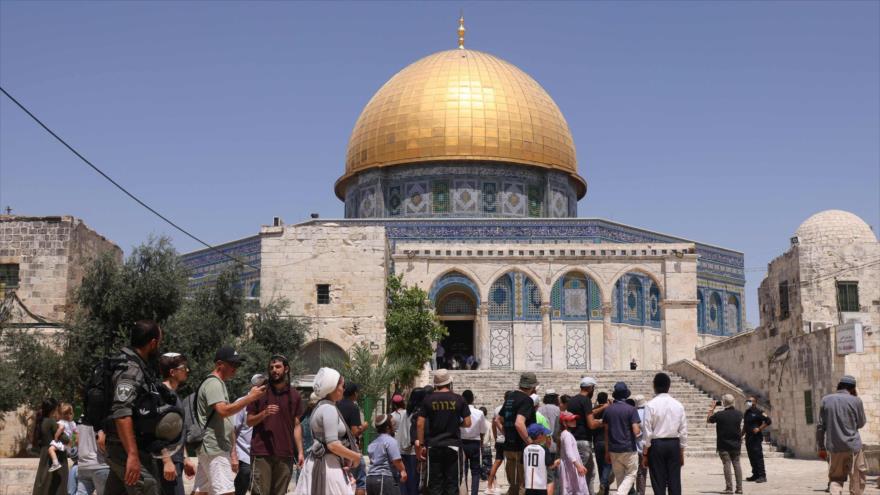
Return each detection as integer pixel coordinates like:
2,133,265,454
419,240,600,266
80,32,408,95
104,347,161,495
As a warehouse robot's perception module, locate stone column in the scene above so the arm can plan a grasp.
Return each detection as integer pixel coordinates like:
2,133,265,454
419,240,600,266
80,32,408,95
479,302,491,368
602,302,618,370
661,300,699,365
541,303,552,369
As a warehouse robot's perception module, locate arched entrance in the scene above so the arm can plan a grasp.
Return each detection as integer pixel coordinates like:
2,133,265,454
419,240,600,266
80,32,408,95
300,339,348,375
432,272,479,369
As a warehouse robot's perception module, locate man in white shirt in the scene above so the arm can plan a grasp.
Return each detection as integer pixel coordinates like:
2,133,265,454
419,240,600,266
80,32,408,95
641,373,687,495
460,390,488,495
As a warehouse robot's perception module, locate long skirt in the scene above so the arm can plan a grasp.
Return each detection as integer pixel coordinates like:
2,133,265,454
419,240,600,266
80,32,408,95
293,454,354,495
32,447,69,495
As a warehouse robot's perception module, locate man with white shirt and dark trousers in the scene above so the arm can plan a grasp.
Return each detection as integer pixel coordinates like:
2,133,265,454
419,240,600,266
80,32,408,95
460,390,487,495
641,373,687,495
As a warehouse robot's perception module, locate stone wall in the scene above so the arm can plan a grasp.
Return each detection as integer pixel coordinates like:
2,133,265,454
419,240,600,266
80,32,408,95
0,216,121,323
260,223,389,354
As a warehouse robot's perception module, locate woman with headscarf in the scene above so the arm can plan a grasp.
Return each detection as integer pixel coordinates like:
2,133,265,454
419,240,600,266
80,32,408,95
293,368,362,495
32,398,69,495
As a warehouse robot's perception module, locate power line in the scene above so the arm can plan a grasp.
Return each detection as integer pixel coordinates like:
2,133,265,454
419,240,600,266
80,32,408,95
0,85,258,271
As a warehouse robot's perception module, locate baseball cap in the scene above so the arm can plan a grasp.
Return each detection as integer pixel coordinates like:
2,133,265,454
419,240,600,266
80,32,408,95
580,376,597,388
527,423,550,439
215,346,244,366
559,411,579,422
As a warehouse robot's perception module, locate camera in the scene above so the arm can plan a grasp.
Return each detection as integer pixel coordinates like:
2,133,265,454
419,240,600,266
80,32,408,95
251,374,268,387
715,400,722,406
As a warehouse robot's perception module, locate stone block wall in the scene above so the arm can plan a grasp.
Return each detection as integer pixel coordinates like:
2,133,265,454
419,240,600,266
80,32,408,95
0,215,121,323
260,223,389,353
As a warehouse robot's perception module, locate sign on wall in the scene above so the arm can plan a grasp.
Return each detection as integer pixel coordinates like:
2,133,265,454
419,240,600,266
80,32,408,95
836,321,864,355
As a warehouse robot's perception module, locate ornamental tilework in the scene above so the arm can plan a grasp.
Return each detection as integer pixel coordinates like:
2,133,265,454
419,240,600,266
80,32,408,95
489,275,514,320
524,324,543,368
524,276,542,320
482,182,498,214
565,325,588,369
527,184,543,218
453,180,479,213
404,182,429,215
359,186,378,218
387,186,402,216
489,324,513,369
502,182,526,216
549,188,568,218
551,273,601,320
725,294,741,333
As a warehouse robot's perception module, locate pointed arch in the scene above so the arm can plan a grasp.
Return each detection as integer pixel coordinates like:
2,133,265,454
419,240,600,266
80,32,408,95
487,269,543,321
550,270,602,320
428,270,481,307
725,293,741,333
610,270,662,327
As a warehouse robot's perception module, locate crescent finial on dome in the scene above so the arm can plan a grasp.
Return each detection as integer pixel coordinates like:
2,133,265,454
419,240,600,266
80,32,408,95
458,12,466,49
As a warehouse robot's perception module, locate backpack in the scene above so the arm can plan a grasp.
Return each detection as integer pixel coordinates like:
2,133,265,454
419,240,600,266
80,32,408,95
82,355,128,429
182,375,220,451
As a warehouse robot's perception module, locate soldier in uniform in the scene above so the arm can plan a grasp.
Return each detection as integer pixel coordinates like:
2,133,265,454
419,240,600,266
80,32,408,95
742,396,771,483
105,320,167,495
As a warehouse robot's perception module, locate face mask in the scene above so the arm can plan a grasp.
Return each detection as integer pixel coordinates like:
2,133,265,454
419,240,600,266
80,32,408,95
745,401,753,408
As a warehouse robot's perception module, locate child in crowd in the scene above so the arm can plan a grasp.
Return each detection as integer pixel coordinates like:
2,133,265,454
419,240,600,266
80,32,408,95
558,411,588,495
46,403,70,472
366,414,407,495
524,424,559,495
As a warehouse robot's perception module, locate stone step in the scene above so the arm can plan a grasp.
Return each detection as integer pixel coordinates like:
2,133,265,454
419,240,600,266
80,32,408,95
436,369,785,458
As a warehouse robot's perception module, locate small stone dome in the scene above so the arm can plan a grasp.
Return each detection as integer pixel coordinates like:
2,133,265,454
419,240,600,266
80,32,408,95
795,210,876,245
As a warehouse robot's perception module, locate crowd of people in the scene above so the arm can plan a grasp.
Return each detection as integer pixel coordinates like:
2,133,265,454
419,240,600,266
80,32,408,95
30,320,871,495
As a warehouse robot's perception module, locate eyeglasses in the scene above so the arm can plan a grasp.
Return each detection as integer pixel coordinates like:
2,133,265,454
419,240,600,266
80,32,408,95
174,365,190,372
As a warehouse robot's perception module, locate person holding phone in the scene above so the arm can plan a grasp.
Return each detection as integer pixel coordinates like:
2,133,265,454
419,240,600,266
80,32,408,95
707,395,743,494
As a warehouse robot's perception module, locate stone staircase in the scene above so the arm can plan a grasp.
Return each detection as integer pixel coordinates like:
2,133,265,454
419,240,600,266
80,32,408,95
440,369,784,458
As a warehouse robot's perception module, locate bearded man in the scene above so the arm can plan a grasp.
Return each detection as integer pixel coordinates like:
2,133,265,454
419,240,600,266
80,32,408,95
246,354,305,495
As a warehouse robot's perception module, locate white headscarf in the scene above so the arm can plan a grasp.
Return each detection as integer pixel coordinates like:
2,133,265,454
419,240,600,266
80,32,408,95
312,367,341,401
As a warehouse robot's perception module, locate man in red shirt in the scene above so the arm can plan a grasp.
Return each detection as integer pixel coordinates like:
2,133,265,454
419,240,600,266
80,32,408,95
246,355,304,495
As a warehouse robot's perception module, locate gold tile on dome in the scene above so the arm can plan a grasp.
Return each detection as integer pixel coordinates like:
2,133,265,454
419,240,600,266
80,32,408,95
338,48,583,198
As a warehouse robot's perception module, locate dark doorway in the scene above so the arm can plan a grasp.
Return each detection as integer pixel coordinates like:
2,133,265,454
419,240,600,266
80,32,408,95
440,320,474,368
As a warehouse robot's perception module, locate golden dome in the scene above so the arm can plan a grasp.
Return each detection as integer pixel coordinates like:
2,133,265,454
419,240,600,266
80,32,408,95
336,49,585,199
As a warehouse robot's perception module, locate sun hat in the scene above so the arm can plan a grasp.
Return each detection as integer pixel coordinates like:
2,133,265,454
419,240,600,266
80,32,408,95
612,381,631,400
519,372,538,389
633,394,646,408
434,369,453,387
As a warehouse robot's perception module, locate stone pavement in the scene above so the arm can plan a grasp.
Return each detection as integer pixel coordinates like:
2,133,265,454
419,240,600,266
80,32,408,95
2,456,878,495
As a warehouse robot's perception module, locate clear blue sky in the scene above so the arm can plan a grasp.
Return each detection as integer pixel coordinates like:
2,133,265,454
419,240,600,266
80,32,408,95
2,1,878,326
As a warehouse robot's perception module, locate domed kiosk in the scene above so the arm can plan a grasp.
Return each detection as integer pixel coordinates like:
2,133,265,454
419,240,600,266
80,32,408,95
795,209,877,245
337,20,586,219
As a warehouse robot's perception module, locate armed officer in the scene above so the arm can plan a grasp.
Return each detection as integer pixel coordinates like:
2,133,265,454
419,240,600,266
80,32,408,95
742,395,772,483
105,320,179,495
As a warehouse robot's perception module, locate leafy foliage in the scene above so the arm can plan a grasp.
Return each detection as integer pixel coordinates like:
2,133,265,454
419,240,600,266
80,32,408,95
384,274,446,387
0,236,307,412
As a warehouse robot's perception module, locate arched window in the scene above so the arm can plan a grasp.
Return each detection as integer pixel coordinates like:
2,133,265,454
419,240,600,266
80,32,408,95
550,272,601,320
439,293,475,315
523,276,542,320
726,294,741,333
488,274,514,321
612,273,660,327
707,292,723,334
648,282,661,326
624,277,644,323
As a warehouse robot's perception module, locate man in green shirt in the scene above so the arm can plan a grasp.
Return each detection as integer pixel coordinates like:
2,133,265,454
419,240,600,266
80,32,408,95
193,347,266,495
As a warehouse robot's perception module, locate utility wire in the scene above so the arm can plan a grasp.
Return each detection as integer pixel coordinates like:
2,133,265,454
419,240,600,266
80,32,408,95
0,85,258,270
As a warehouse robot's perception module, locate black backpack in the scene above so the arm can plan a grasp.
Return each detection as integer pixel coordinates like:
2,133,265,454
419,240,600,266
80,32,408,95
82,355,127,429
182,375,220,451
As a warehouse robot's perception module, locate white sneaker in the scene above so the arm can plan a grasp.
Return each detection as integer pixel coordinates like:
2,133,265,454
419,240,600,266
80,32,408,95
48,462,62,472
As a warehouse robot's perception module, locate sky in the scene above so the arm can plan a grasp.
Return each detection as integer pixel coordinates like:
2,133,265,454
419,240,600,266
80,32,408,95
1,1,878,326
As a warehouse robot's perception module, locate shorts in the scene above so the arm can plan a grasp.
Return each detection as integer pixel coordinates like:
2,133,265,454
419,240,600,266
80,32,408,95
194,452,236,495
494,442,504,461
354,456,366,490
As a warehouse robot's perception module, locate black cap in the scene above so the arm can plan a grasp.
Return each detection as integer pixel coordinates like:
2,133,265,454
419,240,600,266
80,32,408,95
215,346,244,365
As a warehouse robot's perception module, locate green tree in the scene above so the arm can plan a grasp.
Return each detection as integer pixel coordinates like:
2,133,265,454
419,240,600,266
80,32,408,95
385,274,447,387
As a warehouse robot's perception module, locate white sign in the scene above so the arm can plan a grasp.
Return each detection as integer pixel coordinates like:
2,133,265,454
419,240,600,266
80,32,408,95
836,321,864,355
